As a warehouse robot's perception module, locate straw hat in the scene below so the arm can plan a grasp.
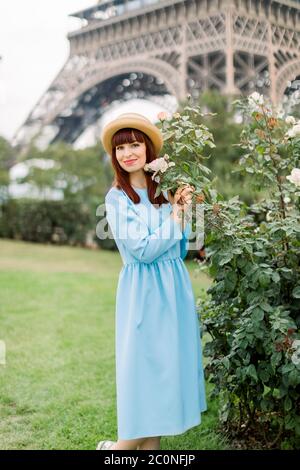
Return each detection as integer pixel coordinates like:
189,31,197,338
100,112,163,156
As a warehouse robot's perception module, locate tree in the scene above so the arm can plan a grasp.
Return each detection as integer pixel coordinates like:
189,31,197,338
16,141,113,210
179,90,265,204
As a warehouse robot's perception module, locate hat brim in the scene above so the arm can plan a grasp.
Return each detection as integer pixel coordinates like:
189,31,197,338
101,117,163,156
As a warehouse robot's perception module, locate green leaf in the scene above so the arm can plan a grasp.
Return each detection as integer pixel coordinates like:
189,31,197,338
256,145,265,155
224,271,237,293
284,396,292,412
162,131,174,141
260,302,273,312
247,364,258,381
282,363,295,374
271,352,281,369
259,273,270,288
252,308,264,322
237,257,248,268
279,385,288,398
254,251,266,257
292,286,300,298
154,186,161,198
272,272,281,283
285,414,296,430
258,367,270,382
222,357,230,370
205,140,216,148
197,163,212,175
219,253,233,266
288,369,300,386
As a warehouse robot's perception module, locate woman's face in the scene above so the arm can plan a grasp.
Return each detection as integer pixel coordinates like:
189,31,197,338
115,139,147,173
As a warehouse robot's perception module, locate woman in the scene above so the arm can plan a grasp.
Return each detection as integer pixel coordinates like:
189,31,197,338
97,112,207,451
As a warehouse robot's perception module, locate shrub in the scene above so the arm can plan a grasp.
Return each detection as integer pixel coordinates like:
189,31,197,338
0,198,94,246
197,93,300,449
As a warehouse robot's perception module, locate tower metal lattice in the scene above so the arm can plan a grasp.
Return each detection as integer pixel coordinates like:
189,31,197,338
14,0,300,148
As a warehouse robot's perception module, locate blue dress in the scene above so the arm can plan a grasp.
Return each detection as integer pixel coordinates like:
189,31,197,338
105,186,207,440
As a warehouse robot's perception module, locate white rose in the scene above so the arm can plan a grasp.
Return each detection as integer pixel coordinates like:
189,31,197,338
144,157,167,172
248,92,265,113
285,116,296,125
248,92,264,106
266,211,273,222
158,160,169,173
291,352,300,365
286,123,300,138
286,168,300,186
286,129,294,138
292,339,300,350
144,156,174,175
291,339,300,365
292,123,300,136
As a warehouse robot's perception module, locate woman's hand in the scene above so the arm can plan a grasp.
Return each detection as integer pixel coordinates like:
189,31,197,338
169,184,195,226
169,184,195,209
175,184,195,207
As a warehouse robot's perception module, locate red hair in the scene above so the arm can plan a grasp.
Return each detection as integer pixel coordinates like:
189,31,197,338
109,128,169,207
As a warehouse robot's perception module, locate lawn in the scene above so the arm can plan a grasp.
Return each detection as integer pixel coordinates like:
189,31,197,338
0,239,229,450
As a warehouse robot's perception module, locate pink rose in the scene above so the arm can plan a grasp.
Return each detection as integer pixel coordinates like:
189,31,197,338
157,112,167,121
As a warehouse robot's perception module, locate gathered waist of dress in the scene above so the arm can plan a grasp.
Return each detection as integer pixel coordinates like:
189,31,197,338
123,256,182,266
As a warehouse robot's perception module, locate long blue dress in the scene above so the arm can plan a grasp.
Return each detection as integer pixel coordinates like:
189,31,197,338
105,185,207,440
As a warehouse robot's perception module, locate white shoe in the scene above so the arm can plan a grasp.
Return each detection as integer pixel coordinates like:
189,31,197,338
96,440,116,450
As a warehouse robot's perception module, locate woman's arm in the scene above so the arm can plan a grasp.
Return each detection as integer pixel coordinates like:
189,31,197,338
105,190,184,264
180,221,192,260
167,188,193,260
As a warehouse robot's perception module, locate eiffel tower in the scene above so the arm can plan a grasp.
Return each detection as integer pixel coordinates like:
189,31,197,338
14,0,300,149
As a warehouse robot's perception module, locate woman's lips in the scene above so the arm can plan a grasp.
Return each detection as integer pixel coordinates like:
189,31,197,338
124,159,137,165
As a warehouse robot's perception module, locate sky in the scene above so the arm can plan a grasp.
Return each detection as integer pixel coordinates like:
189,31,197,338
0,0,159,142
0,0,100,141
0,0,176,196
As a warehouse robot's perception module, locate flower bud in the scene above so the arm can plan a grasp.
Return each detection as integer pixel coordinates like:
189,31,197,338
196,193,205,203
157,111,167,121
212,203,220,214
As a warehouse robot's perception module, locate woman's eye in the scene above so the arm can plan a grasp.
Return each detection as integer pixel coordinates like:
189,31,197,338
116,143,138,150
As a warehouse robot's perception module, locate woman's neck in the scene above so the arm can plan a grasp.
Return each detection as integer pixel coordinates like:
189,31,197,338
129,172,147,189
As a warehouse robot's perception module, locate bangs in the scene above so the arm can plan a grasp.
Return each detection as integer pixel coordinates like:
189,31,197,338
111,128,145,149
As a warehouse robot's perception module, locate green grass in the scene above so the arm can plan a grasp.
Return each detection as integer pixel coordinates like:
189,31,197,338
0,239,229,450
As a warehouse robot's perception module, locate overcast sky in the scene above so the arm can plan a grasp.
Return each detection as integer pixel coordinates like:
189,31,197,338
0,1,102,141
0,0,177,148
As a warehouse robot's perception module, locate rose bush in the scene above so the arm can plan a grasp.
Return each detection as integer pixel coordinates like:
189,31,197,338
145,100,228,246
149,100,216,204
149,95,300,447
196,92,300,449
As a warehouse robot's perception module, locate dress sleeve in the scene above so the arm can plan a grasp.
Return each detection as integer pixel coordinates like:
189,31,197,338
180,221,192,261
105,189,184,264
